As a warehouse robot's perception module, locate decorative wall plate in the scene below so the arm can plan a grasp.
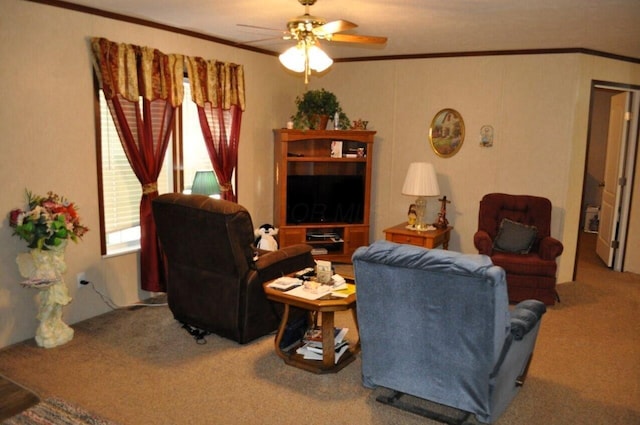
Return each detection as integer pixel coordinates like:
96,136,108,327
480,125,494,147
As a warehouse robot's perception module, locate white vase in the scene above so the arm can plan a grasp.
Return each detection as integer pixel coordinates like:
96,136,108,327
16,241,74,348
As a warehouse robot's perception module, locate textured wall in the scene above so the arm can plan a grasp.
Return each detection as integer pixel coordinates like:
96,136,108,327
2,0,639,348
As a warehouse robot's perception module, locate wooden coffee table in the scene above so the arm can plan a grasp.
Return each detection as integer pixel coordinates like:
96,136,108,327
263,282,359,374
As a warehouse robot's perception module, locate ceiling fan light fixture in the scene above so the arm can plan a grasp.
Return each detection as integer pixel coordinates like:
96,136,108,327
275,0,384,83
279,44,306,73
279,42,333,77
308,45,332,72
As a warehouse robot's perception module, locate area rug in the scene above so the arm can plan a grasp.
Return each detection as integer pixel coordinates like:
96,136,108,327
2,398,118,425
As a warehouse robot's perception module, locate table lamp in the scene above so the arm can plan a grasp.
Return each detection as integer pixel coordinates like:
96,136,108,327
401,162,440,230
191,170,220,198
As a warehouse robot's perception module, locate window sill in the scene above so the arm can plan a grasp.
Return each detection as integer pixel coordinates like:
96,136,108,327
103,244,140,259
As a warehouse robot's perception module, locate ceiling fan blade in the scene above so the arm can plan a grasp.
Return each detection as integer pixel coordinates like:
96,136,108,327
314,19,357,36
330,33,387,44
241,36,289,45
237,23,286,33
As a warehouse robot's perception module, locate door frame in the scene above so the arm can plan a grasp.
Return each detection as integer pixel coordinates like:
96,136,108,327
579,80,640,274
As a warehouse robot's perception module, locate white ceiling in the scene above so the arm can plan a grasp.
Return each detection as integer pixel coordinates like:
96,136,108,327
62,0,640,61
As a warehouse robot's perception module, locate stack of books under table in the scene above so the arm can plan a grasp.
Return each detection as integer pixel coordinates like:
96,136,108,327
296,327,349,364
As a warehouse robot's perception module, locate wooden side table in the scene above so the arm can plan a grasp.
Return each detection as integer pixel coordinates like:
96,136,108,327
383,223,453,249
263,282,360,374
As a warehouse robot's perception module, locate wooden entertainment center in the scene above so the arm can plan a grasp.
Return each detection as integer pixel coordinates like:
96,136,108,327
273,129,375,263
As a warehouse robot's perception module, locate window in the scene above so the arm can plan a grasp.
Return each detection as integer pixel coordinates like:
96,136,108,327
97,80,219,256
97,91,173,255
181,82,219,195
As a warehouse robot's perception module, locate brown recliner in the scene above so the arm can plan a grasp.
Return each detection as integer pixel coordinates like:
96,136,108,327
473,193,563,305
152,193,314,343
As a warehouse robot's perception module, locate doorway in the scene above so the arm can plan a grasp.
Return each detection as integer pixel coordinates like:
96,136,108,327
579,81,640,275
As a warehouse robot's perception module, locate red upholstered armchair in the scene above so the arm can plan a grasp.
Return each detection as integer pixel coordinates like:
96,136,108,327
474,193,563,305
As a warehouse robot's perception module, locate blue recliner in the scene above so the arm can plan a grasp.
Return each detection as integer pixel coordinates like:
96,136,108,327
353,241,545,424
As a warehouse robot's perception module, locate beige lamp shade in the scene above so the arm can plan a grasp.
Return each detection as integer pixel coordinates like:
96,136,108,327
402,162,440,230
402,162,440,197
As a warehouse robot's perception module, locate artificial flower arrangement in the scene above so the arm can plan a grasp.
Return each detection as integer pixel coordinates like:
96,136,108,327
8,190,89,250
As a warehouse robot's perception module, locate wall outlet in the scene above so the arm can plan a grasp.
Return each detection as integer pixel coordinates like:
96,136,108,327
76,272,88,288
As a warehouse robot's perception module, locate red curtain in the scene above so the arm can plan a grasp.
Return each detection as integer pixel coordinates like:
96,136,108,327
186,57,245,202
92,38,184,292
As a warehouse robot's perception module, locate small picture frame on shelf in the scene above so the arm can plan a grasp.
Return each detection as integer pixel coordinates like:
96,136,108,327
316,260,332,284
331,141,343,158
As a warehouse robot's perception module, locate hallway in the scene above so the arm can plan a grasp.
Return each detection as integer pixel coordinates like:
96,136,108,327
576,231,605,272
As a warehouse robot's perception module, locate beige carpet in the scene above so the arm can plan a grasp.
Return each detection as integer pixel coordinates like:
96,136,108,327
0,233,638,424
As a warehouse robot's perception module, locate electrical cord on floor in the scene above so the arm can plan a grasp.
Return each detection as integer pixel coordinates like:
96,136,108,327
82,281,168,310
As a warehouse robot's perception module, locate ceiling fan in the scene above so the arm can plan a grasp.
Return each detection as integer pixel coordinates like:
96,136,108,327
281,0,387,45
240,0,387,83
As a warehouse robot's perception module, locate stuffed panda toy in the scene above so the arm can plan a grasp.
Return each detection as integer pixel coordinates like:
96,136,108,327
254,224,279,251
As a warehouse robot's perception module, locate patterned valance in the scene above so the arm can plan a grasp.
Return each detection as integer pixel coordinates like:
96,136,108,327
91,37,184,107
185,56,246,111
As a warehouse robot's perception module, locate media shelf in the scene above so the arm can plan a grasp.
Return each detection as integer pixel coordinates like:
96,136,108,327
306,229,344,255
274,129,375,263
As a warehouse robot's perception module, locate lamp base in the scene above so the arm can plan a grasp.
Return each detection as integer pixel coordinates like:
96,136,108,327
414,196,427,230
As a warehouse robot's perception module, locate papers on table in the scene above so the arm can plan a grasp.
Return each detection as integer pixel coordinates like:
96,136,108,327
286,285,331,300
267,277,302,291
330,283,356,298
268,274,355,300
331,274,346,288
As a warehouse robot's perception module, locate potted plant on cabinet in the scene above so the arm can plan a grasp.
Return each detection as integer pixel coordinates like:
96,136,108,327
291,89,350,130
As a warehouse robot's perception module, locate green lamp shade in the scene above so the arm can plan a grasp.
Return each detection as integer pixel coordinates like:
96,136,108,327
191,171,219,196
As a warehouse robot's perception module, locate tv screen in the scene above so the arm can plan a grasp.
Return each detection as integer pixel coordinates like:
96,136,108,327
286,175,365,224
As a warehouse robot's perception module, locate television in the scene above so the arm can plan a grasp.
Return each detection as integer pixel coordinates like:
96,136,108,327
286,175,365,224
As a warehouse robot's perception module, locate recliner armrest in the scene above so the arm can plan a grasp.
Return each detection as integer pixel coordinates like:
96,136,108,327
253,244,314,282
538,236,564,260
474,230,493,255
510,300,546,340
